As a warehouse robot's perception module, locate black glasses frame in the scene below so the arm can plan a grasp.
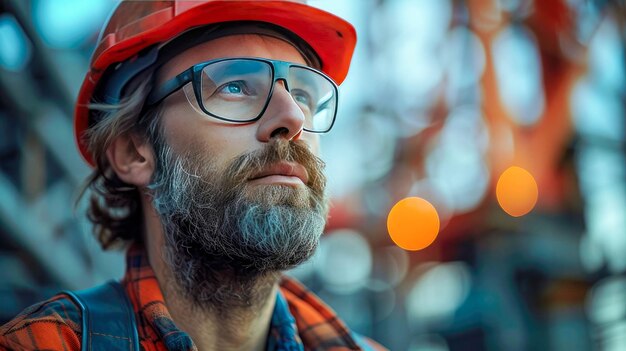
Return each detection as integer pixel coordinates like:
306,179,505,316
145,57,339,133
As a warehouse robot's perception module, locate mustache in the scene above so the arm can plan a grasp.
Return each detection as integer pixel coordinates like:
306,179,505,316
223,138,326,191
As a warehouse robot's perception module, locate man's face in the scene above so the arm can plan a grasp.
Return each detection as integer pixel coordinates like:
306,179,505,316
156,34,321,171
147,34,329,308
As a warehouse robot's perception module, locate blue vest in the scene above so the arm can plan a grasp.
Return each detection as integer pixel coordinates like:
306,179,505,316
63,281,141,351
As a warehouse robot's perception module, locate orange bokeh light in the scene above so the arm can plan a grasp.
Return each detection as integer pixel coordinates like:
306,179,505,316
387,197,440,251
496,166,539,217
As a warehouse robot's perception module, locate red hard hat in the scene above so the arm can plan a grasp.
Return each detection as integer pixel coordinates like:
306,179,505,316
74,0,357,166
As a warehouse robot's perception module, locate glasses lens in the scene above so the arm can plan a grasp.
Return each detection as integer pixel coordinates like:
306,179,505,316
288,66,337,132
199,59,272,121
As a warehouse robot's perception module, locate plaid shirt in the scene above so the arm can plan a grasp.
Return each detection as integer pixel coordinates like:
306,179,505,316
0,245,386,351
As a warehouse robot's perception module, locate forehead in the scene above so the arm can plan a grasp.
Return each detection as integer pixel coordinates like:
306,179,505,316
156,34,309,84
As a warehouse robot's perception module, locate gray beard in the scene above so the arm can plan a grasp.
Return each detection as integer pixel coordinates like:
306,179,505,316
147,138,327,311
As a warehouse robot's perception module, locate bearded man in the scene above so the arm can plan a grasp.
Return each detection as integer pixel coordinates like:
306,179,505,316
0,1,386,350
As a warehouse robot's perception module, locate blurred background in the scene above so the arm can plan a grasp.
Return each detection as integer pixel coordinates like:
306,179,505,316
0,0,625,350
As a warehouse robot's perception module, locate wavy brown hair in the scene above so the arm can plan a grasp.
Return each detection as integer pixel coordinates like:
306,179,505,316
80,76,163,249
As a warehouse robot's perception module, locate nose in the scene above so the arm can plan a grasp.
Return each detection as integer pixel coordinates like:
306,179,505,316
255,81,306,142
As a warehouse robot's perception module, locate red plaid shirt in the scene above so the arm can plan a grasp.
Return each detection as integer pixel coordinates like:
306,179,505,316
0,245,386,350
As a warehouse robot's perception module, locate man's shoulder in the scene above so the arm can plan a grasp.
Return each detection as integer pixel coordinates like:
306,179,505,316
0,294,82,351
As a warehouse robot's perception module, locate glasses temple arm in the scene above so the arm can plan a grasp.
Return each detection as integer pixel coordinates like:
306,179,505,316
145,68,194,106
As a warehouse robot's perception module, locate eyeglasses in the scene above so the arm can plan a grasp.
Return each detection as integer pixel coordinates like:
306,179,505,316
145,57,339,133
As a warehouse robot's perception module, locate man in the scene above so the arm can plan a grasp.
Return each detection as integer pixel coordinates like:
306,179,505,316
0,1,386,350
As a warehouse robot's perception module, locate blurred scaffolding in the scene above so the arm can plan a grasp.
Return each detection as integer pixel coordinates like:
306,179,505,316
0,0,625,350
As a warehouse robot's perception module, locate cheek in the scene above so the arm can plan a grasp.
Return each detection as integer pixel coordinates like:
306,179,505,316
160,99,203,152
160,103,259,164
300,134,321,156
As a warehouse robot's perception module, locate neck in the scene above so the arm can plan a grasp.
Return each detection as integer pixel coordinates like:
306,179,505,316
141,195,280,351
160,267,278,351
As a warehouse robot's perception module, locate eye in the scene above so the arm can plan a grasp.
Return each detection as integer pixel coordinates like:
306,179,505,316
218,81,247,95
291,89,313,109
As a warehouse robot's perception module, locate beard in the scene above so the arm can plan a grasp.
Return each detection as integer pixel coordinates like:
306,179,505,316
147,137,328,310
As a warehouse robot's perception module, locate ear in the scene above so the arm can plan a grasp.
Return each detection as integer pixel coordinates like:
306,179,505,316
106,133,155,187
